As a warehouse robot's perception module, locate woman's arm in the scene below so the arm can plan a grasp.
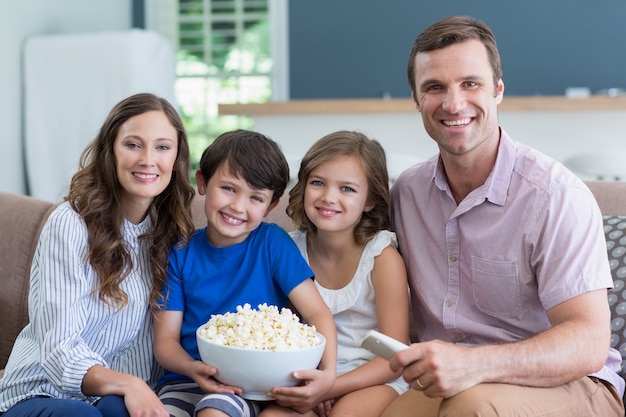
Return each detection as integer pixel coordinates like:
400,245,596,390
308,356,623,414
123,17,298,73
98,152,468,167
82,365,169,416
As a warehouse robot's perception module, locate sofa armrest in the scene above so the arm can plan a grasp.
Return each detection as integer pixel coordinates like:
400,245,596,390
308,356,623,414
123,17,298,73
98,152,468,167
0,192,55,369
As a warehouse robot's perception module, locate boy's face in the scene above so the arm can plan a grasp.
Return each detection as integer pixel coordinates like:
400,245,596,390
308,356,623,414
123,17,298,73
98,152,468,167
196,161,278,247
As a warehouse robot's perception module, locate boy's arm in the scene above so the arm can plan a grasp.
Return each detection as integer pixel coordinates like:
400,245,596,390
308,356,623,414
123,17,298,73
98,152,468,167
153,310,194,375
153,310,243,395
290,279,337,375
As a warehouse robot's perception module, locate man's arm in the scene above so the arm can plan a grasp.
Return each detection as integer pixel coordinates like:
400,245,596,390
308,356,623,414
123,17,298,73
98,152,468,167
390,289,610,398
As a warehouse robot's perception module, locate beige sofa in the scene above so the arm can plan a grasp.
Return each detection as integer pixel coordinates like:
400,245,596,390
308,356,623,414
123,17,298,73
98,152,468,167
2,181,626,398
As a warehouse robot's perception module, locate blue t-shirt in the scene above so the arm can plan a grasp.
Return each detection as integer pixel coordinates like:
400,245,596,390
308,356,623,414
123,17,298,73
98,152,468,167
158,222,314,384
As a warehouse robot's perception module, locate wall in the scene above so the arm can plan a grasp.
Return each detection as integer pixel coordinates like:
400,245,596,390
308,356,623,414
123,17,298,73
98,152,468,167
289,0,626,99
0,0,131,195
242,104,626,183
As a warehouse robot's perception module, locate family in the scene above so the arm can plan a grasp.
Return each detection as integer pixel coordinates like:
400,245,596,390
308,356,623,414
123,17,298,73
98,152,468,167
0,16,623,417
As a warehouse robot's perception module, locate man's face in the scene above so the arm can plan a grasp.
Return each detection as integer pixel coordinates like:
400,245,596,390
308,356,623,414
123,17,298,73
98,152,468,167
411,39,504,159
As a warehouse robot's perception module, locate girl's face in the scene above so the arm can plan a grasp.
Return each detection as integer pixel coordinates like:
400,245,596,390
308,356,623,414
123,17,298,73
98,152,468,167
114,110,178,222
304,154,373,234
196,161,276,248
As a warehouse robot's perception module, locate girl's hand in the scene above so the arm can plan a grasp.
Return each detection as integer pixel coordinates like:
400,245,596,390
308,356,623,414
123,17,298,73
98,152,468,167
266,368,335,413
188,361,243,395
313,398,335,417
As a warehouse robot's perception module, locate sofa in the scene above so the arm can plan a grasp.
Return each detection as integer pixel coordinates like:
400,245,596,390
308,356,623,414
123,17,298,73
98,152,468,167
2,181,626,394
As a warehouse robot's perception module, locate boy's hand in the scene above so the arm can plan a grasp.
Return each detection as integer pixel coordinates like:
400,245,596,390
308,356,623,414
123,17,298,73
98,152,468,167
266,368,335,413
189,361,243,395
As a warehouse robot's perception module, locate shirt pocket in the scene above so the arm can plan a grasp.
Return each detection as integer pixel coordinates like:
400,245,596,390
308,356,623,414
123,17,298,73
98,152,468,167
471,256,521,317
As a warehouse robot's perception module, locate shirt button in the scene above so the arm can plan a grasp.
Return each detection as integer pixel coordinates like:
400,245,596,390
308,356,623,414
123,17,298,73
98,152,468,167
446,299,454,307
449,255,457,262
454,333,463,341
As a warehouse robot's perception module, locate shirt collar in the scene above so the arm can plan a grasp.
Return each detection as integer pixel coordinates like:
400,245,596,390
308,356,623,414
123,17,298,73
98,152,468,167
431,128,517,207
485,129,516,206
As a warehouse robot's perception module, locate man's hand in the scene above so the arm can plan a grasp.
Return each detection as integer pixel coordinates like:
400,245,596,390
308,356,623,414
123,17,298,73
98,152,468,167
390,340,481,398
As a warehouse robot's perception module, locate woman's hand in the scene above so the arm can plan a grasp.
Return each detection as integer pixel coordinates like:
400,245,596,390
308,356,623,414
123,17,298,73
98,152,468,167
123,376,170,417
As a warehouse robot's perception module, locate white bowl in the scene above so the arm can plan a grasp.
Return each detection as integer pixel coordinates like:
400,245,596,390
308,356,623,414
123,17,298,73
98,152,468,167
196,327,326,400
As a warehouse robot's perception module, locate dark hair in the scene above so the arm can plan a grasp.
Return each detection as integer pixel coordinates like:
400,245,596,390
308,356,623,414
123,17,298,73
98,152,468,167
68,92,195,310
287,130,390,245
198,129,290,203
407,16,502,97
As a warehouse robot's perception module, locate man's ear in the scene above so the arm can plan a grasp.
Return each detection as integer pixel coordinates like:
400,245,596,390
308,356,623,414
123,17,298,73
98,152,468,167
264,199,280,217
195,170,207,196
495,79,505,104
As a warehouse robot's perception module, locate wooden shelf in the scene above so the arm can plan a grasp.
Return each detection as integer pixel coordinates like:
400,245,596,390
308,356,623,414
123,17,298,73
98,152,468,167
219,96,626,116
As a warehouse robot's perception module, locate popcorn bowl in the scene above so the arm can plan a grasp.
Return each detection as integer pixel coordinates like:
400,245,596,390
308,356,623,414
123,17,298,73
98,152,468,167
196,327,326,400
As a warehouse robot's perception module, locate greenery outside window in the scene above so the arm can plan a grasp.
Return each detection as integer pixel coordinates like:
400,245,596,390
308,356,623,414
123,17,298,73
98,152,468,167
146,0,285,169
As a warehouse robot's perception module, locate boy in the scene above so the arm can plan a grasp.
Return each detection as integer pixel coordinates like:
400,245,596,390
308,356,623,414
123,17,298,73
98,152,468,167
153,130,336,417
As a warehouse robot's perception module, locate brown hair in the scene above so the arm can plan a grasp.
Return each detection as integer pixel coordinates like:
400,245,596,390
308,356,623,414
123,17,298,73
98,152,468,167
67,93,196,310
287,131,390,245
407,16,503,97
197,129,290,204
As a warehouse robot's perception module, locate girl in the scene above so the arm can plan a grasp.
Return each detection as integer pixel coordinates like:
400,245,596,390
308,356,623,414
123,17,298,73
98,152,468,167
264,130,410,417
0,93,196,417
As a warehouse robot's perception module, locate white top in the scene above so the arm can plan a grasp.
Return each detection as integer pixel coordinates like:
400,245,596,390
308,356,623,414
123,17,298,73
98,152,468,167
289,230,407,383
0,202,162,411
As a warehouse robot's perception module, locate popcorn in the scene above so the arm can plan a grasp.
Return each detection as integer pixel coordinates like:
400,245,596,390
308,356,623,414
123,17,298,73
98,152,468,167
198,303,322,350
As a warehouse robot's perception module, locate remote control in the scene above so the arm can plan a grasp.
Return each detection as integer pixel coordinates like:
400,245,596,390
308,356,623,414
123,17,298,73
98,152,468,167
360,330,409,361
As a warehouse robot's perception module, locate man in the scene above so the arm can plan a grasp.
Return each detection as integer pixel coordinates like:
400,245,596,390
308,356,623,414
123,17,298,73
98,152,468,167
384,16,624,416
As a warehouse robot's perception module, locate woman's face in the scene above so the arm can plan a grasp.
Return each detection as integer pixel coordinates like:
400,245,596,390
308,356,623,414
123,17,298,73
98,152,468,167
114,110,178,222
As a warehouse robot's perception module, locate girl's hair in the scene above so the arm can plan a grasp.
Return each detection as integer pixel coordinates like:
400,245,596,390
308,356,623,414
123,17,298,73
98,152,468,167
198,129,290,204
67,93,196,310
287,131,390,245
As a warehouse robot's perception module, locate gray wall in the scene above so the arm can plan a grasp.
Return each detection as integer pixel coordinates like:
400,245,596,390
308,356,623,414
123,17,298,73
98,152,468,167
0,0,131,195
289,1,626,99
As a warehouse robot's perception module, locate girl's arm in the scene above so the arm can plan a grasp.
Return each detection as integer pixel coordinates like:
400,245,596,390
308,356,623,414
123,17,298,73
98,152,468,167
328,245,410,398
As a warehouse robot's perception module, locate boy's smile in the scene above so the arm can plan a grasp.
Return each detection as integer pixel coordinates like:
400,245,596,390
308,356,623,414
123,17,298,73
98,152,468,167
196,161,275,248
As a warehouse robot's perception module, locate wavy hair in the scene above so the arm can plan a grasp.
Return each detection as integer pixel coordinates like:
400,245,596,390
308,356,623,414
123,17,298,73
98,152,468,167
67,93,196,310
287,131,390,245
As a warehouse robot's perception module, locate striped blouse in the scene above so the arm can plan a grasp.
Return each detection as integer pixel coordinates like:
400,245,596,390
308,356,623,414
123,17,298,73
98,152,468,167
0,202,162,411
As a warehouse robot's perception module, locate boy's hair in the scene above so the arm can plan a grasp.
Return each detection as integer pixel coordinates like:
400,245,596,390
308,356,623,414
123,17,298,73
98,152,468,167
198,129,290,203
287,130,390,245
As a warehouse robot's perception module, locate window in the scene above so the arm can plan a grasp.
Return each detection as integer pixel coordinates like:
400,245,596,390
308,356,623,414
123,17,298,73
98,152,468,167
145,0,287,167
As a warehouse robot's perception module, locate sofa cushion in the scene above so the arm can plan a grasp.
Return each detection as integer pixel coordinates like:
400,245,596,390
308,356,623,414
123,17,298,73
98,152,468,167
605,215,626,377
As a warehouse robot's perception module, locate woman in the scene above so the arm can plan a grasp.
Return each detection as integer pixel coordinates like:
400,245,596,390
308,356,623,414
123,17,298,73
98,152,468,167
0,93,196,417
